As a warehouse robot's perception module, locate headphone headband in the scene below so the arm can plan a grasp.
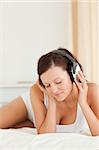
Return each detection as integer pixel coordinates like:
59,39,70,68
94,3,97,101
52,49,76,64
52,49,79,77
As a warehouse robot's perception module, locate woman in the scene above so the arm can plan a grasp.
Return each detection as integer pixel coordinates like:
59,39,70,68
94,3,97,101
0,48,99,136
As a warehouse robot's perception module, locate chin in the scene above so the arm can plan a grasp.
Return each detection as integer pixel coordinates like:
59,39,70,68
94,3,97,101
55,95,66,102
56,99,64,102
55,93,69,102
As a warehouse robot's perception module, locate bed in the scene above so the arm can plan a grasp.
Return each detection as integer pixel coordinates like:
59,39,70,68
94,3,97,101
0,127,99,150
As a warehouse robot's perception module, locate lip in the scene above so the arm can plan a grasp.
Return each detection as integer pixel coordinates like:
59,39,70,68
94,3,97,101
54,92,63,97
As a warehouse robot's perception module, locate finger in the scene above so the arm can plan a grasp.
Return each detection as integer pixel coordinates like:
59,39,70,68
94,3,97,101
36,80,47,93
79,71,86,81
77,72,86,84
74,79,82,90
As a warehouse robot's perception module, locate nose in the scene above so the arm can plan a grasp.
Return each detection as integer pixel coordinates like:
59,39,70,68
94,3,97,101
50,84,58,95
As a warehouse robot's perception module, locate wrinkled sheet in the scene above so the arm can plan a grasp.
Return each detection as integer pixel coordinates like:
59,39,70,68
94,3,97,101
0,127,99,150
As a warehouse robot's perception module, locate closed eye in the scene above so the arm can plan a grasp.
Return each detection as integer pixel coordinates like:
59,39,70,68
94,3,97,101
55,81,62,84
45,81,62,88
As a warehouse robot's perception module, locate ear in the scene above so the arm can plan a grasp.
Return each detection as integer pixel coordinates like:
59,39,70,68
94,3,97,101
36,80,47,94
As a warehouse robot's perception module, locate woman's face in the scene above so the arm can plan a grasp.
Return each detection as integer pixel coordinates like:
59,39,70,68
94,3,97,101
40,66,73,102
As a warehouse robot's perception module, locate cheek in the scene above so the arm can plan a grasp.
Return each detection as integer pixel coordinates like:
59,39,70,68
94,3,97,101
62,80,73,93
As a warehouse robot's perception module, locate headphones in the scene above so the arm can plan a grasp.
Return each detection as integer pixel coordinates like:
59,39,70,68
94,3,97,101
52,49,81,82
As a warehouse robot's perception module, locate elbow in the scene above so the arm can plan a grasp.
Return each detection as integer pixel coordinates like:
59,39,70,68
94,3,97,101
37,129,54,134
91,132,99,136
37,127,56,134
91,129,99,136
91,121,99,136
37,129,44,134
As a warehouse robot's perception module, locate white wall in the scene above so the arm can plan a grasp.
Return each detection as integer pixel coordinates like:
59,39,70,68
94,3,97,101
96,2,99,84
0,1,72,85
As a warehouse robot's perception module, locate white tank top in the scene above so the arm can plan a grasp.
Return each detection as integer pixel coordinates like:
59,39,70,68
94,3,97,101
44,94,91,135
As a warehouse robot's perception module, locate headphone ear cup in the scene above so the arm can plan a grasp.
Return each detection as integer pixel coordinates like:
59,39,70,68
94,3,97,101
72,65,76,80
72,64,81,81
71,66,75,81
68,65,75,82
68,62,79,82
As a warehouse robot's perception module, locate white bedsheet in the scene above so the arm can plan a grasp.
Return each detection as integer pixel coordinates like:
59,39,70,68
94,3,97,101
0,128,99,150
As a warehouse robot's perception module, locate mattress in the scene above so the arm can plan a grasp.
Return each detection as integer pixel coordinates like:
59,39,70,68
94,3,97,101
0,127,99,150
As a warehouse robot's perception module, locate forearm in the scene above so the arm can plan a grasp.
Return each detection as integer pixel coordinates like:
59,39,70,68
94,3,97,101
38,98,56,134
80,103,99,136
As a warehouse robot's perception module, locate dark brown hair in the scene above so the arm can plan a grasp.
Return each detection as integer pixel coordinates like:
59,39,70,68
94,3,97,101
37,48,83,88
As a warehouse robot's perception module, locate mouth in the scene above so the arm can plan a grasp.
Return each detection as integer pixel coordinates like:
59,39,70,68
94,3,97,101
54,92,64,97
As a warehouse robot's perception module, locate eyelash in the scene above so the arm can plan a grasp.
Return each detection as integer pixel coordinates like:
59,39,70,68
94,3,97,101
45,81,62,88
56,81,62,84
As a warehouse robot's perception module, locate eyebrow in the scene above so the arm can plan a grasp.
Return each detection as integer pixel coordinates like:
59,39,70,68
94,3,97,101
44,77,62,85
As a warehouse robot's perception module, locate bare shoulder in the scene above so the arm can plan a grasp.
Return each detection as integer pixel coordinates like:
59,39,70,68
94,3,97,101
30,83,44,103
87,82,99,97
87,82,99,118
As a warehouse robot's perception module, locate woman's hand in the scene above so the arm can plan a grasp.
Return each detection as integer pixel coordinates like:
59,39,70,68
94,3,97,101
36,80,47,94
74,70,88,106
36,79,57,103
